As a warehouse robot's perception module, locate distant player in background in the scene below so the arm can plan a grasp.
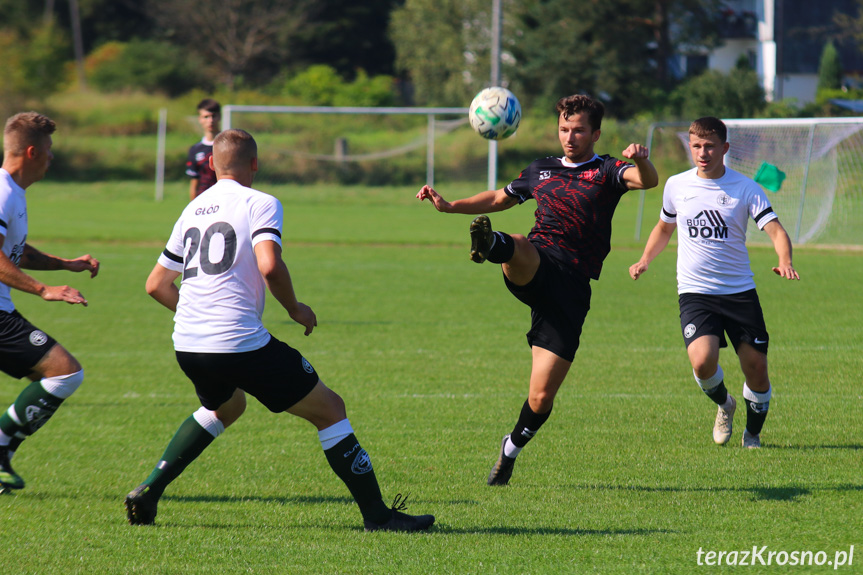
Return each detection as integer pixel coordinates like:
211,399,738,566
0,112,100,492
186,98,220,200
126,129,434,532
629,116,799,449
416,94,658,485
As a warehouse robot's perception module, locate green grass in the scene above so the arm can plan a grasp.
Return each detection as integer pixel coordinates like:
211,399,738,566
0,182,861,574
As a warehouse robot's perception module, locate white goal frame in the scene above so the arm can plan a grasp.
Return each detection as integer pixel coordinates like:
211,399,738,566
223,105,503,189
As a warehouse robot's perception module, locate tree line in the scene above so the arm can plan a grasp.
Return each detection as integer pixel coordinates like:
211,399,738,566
2,0,862,119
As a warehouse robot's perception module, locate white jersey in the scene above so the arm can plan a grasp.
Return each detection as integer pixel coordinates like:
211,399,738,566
660,167,778,295
0,169,28,313
158,178,282,352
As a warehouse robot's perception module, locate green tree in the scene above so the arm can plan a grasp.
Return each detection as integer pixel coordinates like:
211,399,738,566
817,41,843,93
507,0,722,116
147,0,314,90
666,66,766,119
390,0,499,106
296,0,402,79
89,40,208,96
0,21,70,99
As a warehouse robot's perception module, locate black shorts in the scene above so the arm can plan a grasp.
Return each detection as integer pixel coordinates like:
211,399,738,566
0,310,58,379
504,249,591,362
679,289,769,354
175,335,320,413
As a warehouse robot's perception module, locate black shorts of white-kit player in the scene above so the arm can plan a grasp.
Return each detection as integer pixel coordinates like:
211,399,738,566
0,310,58,378
504,249,591,363
678,289,769,354
176,335,319,413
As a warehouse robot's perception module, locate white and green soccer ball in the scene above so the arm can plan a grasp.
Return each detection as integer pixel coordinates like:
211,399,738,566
469,87,521,141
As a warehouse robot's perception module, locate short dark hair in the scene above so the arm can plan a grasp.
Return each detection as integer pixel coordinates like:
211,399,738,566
3,112,56,156
197,98,221,115
689,117,727,144
555,94,604,131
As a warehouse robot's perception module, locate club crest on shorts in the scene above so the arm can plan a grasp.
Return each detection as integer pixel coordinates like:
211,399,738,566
301,357,314,374
684,323,697,339
29,330,48,346
351,449,373,475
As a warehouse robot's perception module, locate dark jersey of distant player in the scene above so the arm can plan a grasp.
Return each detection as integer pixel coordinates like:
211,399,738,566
504,154,632,280
185,140,217,197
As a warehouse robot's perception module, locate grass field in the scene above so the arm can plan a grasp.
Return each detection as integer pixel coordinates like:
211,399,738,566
0,181,861,574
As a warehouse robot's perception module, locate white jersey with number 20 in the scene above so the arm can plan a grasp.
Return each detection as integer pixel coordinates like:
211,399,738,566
660,167,778,295
158,178,282,353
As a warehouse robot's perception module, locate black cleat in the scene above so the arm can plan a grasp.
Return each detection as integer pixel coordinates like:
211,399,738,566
487,434,516,486
125,484,159,525
0,446,24,491
469,215,494,263
364,493,435,532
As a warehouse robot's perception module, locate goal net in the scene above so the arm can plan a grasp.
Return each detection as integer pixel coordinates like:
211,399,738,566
642,118,863,246
221,105,491,188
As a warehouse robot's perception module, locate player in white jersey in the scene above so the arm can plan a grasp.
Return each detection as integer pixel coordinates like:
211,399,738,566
125,129,434,532
629,117,799,449
0,112,100,492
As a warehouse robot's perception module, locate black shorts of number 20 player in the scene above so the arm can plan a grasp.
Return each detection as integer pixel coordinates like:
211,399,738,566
176,335,319,414
502,154,634,362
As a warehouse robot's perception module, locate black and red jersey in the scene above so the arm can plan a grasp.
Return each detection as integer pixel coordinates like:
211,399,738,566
185,140,217,197
504,154,632,280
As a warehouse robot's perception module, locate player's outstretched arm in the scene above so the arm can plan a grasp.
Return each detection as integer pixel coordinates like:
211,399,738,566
145,263,181,312
763,220,800,280
0,237,89,305
254,240,317,336
21,244,99,278
630,220,676,280
416,185,517,214
621,144,660,190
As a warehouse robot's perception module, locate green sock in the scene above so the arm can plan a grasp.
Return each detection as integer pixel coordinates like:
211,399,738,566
324,434,389,524
143,415,215,498
0,380,65,444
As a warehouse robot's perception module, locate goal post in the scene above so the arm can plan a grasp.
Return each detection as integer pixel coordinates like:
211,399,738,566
222,104,502,188
638,117,863,246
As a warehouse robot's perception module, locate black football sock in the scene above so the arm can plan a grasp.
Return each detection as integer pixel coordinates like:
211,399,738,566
324,434,389,524
487,231,516,264
703,381,729,406
743,384,771,436
509,399,553,449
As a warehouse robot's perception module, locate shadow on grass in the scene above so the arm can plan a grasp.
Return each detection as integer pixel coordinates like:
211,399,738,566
767,444,863,450
563,482,863,502
432,525,676,536
164,493,355,505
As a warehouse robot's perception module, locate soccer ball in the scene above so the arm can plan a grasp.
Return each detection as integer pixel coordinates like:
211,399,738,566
469,87,521,141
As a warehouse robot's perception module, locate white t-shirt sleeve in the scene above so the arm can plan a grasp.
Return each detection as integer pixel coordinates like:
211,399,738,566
158,217,187,273
747,184,778,230
659,176,680,224
249,195,283,247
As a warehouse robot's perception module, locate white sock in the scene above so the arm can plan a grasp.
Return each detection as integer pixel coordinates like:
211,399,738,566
503,436,522,458
318,419,354,450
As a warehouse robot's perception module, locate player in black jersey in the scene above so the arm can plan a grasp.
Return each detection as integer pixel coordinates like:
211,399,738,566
185,99,220,200
417,94,658,485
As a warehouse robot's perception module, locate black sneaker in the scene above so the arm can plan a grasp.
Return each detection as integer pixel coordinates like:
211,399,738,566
469,215,494,263
364,493,435,532
487,434,516,486
125,484,159,525
0,446,24,491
